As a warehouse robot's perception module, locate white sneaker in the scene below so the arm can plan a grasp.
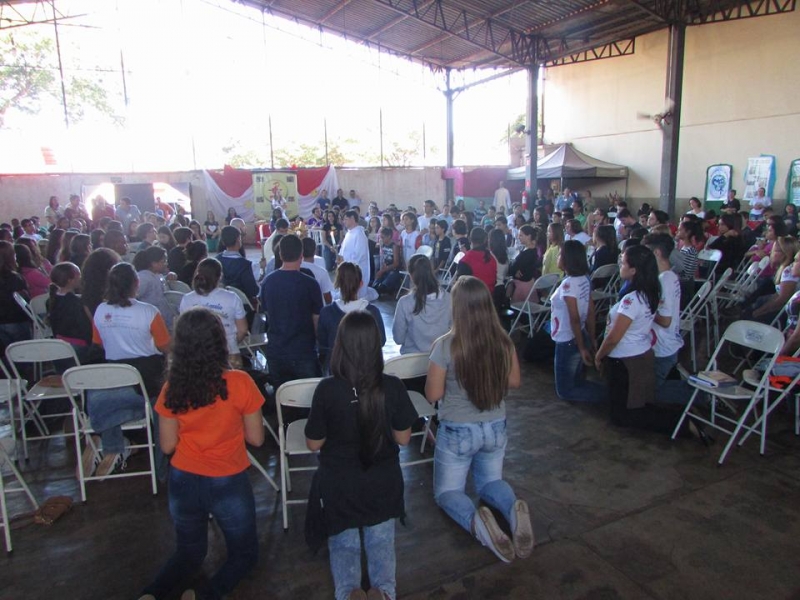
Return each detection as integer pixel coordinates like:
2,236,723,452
95,438,132,479
473,506,515,563
511,499,535,558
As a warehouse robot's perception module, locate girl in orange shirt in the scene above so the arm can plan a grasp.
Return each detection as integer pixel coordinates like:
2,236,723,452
139,308,264,600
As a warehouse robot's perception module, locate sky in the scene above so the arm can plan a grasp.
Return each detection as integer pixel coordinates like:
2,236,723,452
1,0,530,173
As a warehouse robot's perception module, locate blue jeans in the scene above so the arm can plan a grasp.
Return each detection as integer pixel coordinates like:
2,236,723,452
323,246,337,271
87,387,145,453
327,519,396,600
433,419,517,534
142,468,258,600
654,352,692,405
373,270,403,294
554,339,605,402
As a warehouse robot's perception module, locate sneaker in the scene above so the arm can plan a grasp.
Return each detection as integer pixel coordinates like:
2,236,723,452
473,506,515,563
347,590,367,600
366,589,389,600
95,439,132,479
80,444,101,478
511,499,534,558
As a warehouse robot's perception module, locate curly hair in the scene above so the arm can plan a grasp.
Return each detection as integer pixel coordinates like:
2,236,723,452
164,308,230,414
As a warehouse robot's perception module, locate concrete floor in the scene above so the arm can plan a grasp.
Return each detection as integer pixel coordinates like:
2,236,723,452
2,292,800,600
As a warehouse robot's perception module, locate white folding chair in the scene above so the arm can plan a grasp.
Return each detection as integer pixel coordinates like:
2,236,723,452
0,362,23,461
276,377,322,531
0,440,38,552
164,291,184,318
679,281,713,372
671,320,785,464
590,264,620,316
166,279,192,293
13,292,50,340
5,340,79,459
396,245,435,299
695,248,722,286
706,268,733,349
384,353,436,466
509,273,561,338
29,294,50,325
439,251,464,291
61,364,157,502
716,256,769,309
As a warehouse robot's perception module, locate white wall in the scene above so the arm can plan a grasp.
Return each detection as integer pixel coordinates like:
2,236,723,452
544,9,800,217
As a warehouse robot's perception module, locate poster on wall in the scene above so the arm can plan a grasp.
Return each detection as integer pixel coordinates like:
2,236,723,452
704,164,732,209
788,159,800,207
252,171,298,220
743,155,776,205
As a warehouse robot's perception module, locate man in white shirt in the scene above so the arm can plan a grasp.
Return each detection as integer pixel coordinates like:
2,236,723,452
749,187,772,221
338,209,372,297
19,219,42,242
302,238,333,305
493,181,511,211
565,219,591,245
645,232,688,403
262,218,290,264
417,200,437,236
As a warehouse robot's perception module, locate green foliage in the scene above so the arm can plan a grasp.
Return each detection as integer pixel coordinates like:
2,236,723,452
0,32,121,128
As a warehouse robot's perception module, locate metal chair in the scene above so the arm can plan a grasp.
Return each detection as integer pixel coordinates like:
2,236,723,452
166,280,191,294
695,248,722,286
589,264,620,318
164,291,184,318
705,267,733,349
276,377,322,531
0,441,38,552
5,340,79,459
396,245,435,299
679,280,713,372
671,320,784,464
61,364,158,502
509,273,561,338
384,352,436,466
13,292,51,340
440,251,464,291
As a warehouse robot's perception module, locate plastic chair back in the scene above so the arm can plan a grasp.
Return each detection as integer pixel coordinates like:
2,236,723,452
384,353,429,379
722,320,784,355
6,339,78,365
62,363,145,392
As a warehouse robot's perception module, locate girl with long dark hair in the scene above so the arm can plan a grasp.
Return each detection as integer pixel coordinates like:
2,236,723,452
322,210,343,271
594,246,693,435
507,224,542,303
0,240,32,354
140,308,264,600
68,233,92,270
426,276,532,563
393,254,452,354
456,227,498,290
48,262,96,364
45,228,65,265
15,243,50,298
81,248,121,317
179,257,247,369
550,241,603,402
591,224,619,272
542,223,564,276
306,311,417,600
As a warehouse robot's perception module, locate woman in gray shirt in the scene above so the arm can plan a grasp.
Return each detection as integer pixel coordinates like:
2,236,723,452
425,276,533,564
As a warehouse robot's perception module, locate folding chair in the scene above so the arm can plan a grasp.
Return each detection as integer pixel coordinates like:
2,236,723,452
0,362,22,460
13,293,51,340
440,251,464,291
695,248,722,286
509,273,561,338
276,377,322,531
166,279,191,293
384,353,436,466
396,245,434,299
590,264,620,317
679,281,713,372
705,268,733,349
164,291,184,319
715,256,769,310
0,440,38,552
61,364,157,502
28,294,50,326
671,320,784,464
227,286,268,367
5,340,79,459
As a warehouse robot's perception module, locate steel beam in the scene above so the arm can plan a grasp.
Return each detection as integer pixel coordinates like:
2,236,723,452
546,38,635,67
525,64,539,199
445,67,454,202
319,0,356,24
659,23,685,216
685,0,796,24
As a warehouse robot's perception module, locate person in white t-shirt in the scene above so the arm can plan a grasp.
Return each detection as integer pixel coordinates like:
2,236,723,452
90,263,171,477
550,240,604,402
595,246,695,437
400,211,421,268
179,257,248,368
301,237,333,305
643,234,683,372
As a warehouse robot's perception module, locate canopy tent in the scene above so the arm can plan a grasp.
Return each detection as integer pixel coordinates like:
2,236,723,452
507,144,628,181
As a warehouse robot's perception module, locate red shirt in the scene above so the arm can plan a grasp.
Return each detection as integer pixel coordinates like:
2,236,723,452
460,249,498,290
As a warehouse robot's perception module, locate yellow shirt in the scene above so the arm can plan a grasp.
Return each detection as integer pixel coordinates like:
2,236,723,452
542,245,564,277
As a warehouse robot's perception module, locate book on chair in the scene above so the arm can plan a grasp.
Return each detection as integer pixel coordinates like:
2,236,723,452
691,370,737,388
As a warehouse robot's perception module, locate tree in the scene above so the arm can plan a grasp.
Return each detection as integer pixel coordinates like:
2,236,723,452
500,113,543,144
274,138,356,168
221,139,269,168
0,32,121,128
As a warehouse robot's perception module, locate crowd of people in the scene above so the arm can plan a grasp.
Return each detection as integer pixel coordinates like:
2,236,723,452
1,183,798,600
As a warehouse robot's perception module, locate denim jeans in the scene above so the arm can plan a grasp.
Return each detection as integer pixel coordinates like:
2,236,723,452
433,419,517,534
654,352,692,405
87,387,146,453
554,339,605,402
141,468,258,600
323,246,337,271
327,519,396,600
373,270,404,294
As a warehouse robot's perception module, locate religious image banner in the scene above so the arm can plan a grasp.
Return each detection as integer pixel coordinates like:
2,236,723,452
704,164,732,210
252,171,299,220
743,155,776,205
788,159,800,207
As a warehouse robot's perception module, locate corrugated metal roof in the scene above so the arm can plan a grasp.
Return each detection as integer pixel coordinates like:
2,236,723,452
238,0,781,70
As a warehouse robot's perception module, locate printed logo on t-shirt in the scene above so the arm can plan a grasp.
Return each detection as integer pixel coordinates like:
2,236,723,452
563,282,570,292
104,312,112,322
622,296,633,307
